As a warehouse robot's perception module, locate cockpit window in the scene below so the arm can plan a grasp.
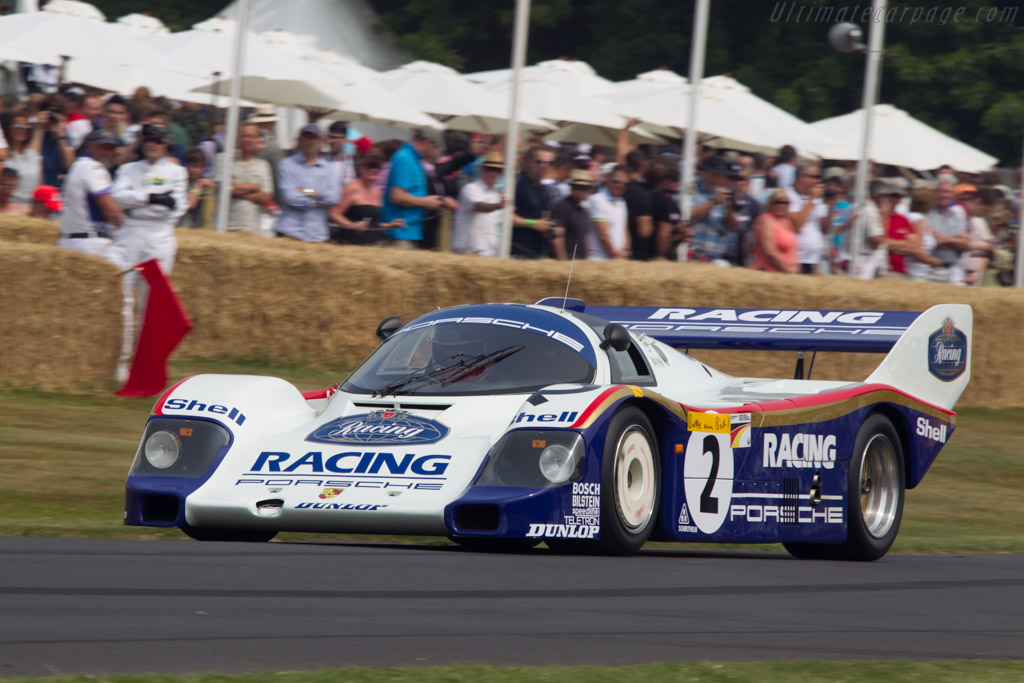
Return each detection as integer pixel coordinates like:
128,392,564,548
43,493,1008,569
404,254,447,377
342,323,596,396
570,312,655,386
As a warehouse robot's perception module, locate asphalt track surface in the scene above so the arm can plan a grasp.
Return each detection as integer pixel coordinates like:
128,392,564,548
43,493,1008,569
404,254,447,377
1,537,1023,677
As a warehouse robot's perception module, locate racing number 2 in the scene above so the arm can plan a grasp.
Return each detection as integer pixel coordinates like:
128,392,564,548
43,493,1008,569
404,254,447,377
700,435,720,514
683,428,734,535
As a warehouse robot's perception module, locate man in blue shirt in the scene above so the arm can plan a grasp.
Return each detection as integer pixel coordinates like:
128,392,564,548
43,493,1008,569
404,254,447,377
382,132,447,248
275,124,341,242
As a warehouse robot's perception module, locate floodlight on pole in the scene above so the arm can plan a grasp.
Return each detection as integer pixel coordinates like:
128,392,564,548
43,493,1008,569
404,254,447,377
679,0,711,260
214,0,250,234
830,3,885,278
499,0,531,259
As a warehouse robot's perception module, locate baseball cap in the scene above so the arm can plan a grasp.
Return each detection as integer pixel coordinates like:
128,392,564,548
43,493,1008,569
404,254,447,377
141,123,172,145
33,185,63,211
824,167,847,182
299,123,322,137
84,129,122,147
247,103,278,123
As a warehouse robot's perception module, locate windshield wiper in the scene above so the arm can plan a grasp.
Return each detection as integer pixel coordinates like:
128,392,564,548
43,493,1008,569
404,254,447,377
438,345,525,386
370,345,525,397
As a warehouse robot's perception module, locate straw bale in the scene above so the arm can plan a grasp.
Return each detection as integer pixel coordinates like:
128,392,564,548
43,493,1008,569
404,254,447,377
2,221,1021,405
0,241,123,391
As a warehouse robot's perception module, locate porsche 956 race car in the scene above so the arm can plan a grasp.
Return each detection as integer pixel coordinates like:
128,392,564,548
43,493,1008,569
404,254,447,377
125,298,971,560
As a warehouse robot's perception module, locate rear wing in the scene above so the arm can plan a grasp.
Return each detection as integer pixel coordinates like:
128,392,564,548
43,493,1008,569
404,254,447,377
537,298,918,353
536,298,973,411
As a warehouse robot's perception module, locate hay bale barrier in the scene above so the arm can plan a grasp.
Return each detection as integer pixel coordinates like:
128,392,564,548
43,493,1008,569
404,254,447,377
1,216,1019,405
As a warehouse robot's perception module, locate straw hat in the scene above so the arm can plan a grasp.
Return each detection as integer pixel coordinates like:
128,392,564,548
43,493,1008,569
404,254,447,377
480,151,504,169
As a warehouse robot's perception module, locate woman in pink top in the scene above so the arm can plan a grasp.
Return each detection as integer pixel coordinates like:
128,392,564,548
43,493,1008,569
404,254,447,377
753,188,799,273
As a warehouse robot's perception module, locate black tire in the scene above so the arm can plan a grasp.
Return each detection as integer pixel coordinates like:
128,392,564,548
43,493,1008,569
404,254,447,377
448,537,540,553
784,413,904,561
548,406,660,555
181,526,278,543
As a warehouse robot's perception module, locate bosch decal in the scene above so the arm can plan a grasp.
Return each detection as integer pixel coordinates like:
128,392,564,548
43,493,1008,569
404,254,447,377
249,451,451,476
928,316,967,381
916,417,948,443
762,433,837,469
163,398,246,426
307,410,449,446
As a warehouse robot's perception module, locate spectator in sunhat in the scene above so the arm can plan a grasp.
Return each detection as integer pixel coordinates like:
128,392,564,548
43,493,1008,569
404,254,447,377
452,150,506,256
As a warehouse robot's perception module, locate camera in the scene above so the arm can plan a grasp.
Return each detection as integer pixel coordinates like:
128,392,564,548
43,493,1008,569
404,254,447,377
824,189,837,200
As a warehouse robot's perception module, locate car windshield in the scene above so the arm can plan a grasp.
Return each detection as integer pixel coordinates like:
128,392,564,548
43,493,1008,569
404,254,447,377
342,322,596,396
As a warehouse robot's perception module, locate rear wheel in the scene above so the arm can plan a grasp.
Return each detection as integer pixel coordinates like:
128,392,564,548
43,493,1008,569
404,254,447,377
182,527,278,543
784,413,904,561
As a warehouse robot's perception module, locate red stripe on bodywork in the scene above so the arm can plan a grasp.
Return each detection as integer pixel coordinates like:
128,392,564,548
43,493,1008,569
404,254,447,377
752,383,955,417
152,376,192,415
570,386,626,428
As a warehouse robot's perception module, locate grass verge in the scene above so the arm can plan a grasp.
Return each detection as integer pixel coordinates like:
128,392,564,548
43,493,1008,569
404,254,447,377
1,357,1022,552
4,660,1024,682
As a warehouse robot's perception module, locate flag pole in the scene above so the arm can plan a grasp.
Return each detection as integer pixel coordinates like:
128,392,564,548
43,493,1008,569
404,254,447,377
214,0,250,234
499,0,531,259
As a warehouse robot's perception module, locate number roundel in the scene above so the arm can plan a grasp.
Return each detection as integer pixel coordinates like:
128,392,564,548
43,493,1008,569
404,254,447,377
683,430,734,534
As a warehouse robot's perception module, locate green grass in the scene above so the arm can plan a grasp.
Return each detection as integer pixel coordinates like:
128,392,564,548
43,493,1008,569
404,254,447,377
1,356,1022,552
3,660,1024,683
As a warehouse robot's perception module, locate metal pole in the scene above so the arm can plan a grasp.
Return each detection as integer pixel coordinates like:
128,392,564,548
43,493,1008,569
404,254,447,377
680,0,710,234
1016,128,1024,287
850,0,885,277
214,0,250,234
499,0,531,259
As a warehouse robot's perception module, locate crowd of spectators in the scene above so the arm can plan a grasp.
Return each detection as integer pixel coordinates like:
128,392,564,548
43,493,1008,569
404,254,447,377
3,81,1016,289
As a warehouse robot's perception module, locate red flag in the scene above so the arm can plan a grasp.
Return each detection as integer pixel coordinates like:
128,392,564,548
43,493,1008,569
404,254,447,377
116,259,193,397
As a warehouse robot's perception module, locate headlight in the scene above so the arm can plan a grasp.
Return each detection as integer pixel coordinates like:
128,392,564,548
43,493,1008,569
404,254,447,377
144,430,181,469
475,431,585,488
539,443,576,483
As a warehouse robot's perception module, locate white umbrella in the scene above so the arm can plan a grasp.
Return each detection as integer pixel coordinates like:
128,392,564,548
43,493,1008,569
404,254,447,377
466,58,618,99
192,75,442,130
0,2,181,69
810,104,998,172
376,60,551,134
607,68,688,105
116,12,170,39
259,31,382,83
151,28,329,82
43,0,104,20
485,71,661,145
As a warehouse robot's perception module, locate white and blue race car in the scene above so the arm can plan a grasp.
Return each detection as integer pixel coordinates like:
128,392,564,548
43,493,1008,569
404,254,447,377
125,298,971,560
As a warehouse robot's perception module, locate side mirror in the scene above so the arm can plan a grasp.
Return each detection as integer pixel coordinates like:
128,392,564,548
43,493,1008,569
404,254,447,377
600,323,632,352
376,316,402,342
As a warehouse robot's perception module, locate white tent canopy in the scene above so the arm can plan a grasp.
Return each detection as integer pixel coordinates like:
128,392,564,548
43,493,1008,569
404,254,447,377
466,58,618,99
810,104,999,172
376,60,551,134
192,75,441,130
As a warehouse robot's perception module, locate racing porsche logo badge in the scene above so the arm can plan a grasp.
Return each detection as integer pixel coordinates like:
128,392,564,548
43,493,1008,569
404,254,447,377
305,410,450,445
928,316,967,382
319,488,345,499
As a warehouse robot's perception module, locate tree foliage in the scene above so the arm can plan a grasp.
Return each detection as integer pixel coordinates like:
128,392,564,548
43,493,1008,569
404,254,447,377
369,0,1024,164
88,0,230,33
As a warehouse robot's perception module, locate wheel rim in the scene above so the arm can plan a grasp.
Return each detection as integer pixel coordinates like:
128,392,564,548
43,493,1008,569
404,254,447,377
614,427,656,532
859,433,899,538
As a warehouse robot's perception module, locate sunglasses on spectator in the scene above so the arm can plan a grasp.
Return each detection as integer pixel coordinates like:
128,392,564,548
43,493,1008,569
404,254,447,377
363,163,382,170
607,178,626,184
772,200,789,205
328,134,347,140
802,173,822,179
12,124,31,130
533,158,552,164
